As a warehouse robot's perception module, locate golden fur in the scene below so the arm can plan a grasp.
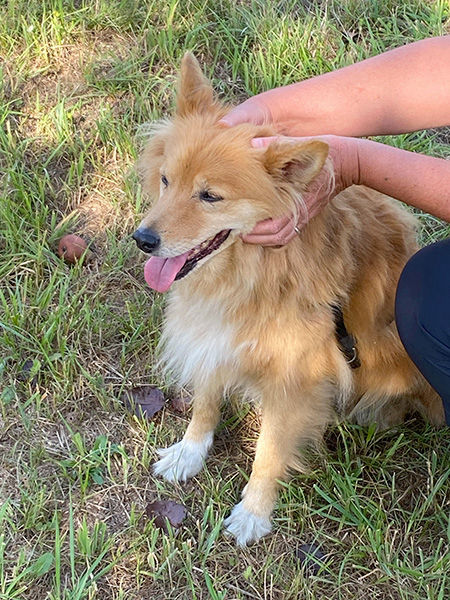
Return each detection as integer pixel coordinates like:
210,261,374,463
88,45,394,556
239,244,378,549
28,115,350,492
136,53,444,545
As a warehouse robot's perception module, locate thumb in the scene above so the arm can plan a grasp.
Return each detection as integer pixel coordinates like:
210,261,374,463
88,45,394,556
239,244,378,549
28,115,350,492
251,135,310,148
251,136,281,148
218,105,253,128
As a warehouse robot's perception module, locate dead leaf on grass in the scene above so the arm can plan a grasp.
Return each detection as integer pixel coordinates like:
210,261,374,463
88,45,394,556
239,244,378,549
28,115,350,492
170,394,191,413
122,386,165,419
19,359,39,389
146,500,187,533
295,543,329,575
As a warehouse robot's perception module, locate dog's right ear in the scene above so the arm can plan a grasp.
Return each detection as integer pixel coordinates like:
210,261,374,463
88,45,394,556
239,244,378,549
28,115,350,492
176,52,214,117
138,121,171,198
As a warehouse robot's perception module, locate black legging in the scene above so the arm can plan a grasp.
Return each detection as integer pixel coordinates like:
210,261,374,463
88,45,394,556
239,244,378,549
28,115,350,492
395,238,450,425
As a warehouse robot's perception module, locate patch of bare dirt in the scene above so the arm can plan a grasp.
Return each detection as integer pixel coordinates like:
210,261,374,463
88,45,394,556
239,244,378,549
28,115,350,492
18,29,132,110
8,31,144,255
432,126,450,147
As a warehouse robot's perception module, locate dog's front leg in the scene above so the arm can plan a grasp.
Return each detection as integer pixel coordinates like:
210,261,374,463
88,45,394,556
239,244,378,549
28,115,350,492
153,380,222,483
224,388,326,546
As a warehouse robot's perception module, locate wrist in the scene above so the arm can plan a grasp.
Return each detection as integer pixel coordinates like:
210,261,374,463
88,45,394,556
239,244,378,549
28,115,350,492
326,135,361,195
345,137,362,187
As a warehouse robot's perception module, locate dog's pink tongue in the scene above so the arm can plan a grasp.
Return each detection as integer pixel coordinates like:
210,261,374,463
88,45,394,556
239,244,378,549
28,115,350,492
144,253,189,292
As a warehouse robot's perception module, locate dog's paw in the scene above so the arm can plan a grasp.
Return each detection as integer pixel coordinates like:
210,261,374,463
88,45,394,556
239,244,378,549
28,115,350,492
153,433,213,483
224,501,272,546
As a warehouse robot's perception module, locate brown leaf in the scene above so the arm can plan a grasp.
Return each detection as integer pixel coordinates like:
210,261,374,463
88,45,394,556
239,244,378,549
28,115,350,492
122,386,165,419
170,394,191,413
146,500,187,532
19,359,38,389
295,543,329,575
19,359,34,380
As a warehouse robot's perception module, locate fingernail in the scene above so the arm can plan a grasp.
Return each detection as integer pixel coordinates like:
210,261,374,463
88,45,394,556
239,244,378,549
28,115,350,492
251,138,265,148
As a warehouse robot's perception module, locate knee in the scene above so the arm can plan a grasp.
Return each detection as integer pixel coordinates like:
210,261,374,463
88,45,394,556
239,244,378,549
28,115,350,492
396,241,450,352
395,251,421,354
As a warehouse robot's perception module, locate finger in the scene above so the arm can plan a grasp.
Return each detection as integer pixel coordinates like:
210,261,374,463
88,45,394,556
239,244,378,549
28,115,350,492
242,217,297,246
251,136,281,148
218,106,255,128
241,229,297,246
247,215,292,236
252,135,315,148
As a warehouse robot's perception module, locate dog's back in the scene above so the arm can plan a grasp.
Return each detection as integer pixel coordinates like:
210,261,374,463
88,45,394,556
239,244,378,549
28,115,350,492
308,185,443,427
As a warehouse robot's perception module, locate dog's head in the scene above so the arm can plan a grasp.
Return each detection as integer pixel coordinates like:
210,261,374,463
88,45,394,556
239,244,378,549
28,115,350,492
133,53,328,292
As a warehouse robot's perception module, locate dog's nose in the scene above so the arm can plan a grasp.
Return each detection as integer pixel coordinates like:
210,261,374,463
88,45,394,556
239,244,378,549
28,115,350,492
132,228,161,253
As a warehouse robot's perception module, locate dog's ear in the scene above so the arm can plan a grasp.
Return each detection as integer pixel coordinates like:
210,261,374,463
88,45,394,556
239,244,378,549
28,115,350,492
138,121,171,198
176,52,214,117
262,140,329,186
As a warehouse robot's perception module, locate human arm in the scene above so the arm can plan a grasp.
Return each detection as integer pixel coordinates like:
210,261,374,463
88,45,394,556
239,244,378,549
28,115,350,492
221,36,450,137
354,138,450,220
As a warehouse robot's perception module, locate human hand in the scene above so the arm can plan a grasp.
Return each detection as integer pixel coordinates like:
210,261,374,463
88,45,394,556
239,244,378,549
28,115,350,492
219,96,274,128
242,135,359,246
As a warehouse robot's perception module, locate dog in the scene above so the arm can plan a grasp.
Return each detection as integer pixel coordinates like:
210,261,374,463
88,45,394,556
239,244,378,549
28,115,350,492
132,53,444,546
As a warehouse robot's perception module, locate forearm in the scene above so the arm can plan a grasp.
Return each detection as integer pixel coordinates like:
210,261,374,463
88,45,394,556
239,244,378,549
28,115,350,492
259,36,450,137
353,139,450,221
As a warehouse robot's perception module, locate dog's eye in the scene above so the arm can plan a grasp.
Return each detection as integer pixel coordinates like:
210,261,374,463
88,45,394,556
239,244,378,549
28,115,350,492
161,174,169,187
199,190,223,203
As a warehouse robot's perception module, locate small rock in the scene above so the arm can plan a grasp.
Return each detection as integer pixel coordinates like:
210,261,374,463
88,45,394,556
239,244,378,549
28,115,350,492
58,234,88,264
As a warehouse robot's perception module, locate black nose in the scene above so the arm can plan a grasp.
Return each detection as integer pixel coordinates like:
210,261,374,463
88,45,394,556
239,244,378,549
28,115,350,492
132,228,161,253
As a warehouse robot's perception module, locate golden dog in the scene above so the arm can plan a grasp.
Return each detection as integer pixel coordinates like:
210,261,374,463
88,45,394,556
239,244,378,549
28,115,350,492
133,53,444,545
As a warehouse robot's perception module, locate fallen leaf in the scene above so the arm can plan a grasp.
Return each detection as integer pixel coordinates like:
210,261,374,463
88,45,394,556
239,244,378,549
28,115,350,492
171,394,191,413
20,359,34,377
122,386,165,419
26,552,54,577
19,359,39,389
146,500,187,532
295,543,329,575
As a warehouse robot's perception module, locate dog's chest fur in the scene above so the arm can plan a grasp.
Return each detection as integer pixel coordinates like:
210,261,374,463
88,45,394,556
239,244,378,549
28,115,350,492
160,290,242,388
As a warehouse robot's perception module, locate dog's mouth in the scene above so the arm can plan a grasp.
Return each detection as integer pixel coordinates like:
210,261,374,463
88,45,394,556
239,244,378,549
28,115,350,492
144,229,231,292
177,229,231,280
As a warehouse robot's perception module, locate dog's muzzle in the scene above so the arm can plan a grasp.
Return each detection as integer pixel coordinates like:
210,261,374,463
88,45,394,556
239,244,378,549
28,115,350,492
132,228,161,253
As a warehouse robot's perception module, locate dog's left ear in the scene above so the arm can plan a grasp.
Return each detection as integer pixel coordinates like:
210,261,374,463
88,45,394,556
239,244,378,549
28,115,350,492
176,52,214,117
262,140,329,187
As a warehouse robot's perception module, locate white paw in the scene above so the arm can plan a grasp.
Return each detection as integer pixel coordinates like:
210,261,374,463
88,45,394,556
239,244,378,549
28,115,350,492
224,501,272,546
153,432,213,483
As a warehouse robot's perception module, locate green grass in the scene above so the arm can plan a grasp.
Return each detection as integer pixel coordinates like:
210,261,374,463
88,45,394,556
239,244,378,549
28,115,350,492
0,1,449,598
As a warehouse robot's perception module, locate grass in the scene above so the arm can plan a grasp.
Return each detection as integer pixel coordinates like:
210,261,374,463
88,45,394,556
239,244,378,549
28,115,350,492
0,0,449,598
